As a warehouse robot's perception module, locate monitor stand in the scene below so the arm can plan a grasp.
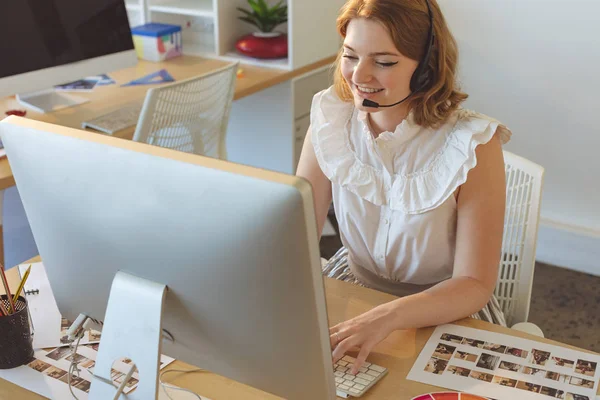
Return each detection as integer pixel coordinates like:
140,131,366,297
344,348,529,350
16,89,89,114
89,271,167,400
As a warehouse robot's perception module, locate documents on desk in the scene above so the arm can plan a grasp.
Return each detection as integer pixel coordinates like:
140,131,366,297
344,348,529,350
0,262,177,399
408,324,600,400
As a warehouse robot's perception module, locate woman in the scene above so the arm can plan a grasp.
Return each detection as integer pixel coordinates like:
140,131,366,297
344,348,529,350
296,0,511,374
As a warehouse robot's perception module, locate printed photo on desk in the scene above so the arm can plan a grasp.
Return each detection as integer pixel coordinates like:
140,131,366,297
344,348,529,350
0,345,174,399
407,324,600,400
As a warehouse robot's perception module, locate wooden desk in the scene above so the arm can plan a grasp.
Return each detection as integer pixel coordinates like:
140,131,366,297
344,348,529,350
0,54,335,192
1,257,599,399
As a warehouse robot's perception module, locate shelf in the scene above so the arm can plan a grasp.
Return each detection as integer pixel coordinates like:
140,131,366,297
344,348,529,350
220,51,290,70
149,0,214,18
181,42,217,57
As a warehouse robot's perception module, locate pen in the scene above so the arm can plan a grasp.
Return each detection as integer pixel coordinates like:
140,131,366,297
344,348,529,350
13,264,32,302
0,263,15,314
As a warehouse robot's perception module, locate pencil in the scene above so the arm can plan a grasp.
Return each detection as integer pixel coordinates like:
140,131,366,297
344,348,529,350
13,264,31,302
0,264,15,314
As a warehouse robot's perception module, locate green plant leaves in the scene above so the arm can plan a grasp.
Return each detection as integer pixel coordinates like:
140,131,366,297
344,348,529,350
237,0,288,33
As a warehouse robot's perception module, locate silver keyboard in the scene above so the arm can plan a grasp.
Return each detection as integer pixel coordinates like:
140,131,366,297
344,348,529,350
334,355,388,398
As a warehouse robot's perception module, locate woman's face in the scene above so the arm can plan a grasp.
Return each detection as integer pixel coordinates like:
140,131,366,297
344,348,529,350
341,18,419,112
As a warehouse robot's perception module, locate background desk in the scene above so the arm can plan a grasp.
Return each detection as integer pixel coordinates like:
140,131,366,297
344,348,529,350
0,54,335,269
1,257,599,399
0,54,336,192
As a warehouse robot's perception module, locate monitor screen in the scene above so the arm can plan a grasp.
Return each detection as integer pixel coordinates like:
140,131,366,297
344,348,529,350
0,0,134,80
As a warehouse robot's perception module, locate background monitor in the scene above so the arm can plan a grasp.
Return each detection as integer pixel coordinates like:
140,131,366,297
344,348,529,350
0,0,137,113
0,116,337,400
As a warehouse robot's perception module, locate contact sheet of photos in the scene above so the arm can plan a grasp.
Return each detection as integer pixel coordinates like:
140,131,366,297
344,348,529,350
0,344,174,399
407,324,600,400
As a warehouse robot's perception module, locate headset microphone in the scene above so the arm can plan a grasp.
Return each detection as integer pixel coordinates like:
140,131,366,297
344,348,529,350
362,93,412,108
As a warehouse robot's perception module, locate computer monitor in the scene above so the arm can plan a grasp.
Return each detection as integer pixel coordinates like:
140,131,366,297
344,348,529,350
0,116,337,400
0,0,137,113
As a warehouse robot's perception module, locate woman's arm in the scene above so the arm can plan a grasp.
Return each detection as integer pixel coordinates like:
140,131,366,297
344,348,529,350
330,135,506,373
296,127,333,239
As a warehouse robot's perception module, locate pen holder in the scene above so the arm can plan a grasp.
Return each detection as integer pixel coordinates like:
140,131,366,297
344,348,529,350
0,295,34,369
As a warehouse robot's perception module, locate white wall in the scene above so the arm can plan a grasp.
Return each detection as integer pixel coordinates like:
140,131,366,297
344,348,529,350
439,0,600,275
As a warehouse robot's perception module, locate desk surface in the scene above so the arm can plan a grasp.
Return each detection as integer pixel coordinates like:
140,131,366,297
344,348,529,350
0,55,335,191
1,257,599,399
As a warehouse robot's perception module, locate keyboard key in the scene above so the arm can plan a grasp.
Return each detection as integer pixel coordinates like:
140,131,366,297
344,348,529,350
354,377,370,386
353,384,366,390
349,388,362,394
357,373,375,381
335,377,345,384
344,379,355,386
342,355,356,363
338,360,348,367
339,384,350,391
334,371,345,377
366,369,381,377
370,364,386,373
336,366,348,373
344,374,356,380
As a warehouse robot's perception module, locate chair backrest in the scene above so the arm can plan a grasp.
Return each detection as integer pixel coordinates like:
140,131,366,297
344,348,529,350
132,62,239,159
495,150,544,326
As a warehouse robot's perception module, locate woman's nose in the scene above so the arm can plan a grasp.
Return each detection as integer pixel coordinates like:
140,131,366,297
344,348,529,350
352,61,373,85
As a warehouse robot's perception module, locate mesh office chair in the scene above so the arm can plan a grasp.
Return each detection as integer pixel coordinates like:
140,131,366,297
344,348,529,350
132,62,239,159
496,150,545,332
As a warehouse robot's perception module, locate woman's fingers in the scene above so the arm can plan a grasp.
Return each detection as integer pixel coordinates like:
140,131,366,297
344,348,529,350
351,344,372,375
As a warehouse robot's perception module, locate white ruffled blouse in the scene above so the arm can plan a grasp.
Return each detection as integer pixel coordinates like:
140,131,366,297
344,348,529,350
311,87,511,285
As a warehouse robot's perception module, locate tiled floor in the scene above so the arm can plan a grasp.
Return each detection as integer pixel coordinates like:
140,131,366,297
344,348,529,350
319,217,600,352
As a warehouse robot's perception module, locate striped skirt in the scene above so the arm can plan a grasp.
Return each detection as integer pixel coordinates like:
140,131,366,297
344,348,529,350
323,247,507,327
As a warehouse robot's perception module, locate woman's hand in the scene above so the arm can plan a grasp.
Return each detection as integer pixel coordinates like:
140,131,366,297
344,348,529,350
329,303,397,374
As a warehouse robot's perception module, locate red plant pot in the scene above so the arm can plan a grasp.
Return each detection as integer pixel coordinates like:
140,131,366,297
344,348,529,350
235,32,288,59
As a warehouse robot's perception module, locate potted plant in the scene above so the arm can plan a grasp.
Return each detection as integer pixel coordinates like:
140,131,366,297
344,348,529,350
235,0,288,59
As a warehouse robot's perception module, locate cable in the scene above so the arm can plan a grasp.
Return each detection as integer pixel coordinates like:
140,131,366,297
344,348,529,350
67,335,83,400
159,368,205,400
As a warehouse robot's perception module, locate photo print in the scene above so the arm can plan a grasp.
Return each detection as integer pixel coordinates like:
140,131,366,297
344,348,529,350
531,349,551,366
483,343,507,354
44,366,67,379
574,359,597,377
551,357,575,368
424,357,448,375
522,366,546,378
440,333,464,344
568,376,594,389
545,371,570,382
476,353,501,371
492,375,517,387
45,347,71,361
516,381,541,393
447,365,471,377
454,351,478,362
505,347,529,359
540,386,560,397
462,338,485,348
433,343,456,360
469,370,494,382
27,359,52,373
498,361,521,372
565,394,590,400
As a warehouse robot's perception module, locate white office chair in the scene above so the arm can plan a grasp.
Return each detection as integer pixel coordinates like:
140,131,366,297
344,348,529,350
495,150,545,335
132,62,239,159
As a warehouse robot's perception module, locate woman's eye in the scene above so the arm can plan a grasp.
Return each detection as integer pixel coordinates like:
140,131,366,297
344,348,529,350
376,61,398,67
343,55,358,60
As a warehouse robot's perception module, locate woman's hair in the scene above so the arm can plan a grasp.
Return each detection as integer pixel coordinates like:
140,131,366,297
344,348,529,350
334,0,468,128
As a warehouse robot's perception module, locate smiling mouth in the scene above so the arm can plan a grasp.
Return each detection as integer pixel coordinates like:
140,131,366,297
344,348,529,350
356,85,384,94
